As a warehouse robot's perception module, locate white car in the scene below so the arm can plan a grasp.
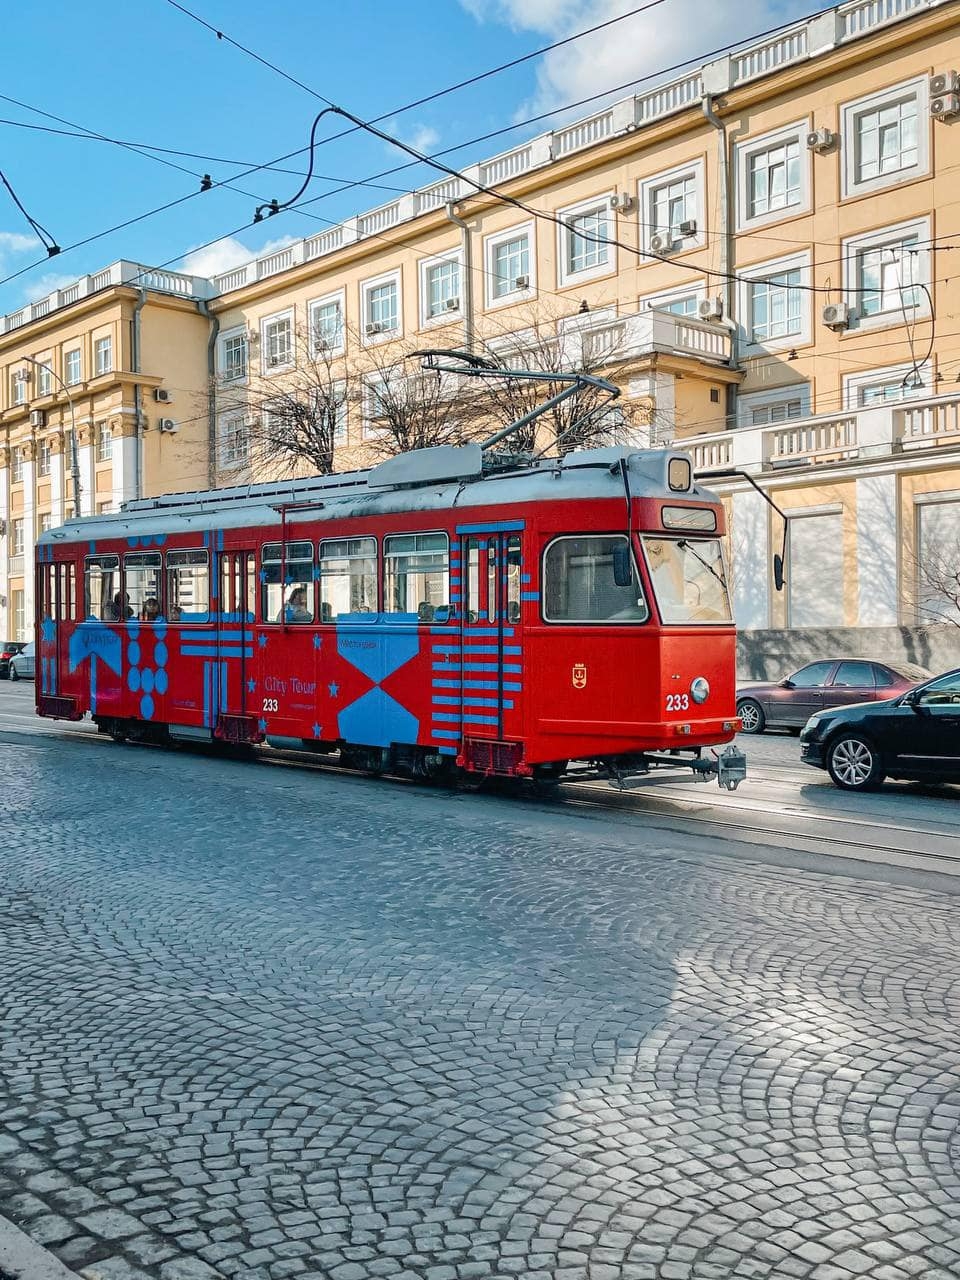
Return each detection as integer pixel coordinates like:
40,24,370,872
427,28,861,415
9,641,35,681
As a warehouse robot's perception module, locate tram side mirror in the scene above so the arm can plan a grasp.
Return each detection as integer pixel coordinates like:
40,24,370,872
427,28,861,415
613,542,634,588
773,552,785,592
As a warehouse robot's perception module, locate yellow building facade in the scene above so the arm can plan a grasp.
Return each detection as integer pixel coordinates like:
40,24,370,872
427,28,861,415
3,0,960,664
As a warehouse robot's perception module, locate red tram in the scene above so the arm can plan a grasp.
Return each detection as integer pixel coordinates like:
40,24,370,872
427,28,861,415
35,441,745,789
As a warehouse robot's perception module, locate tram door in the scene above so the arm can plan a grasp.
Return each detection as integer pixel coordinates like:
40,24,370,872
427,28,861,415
219,551,256,717
461,532,523,741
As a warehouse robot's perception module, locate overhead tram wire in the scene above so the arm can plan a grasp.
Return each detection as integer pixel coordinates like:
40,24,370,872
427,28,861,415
0,167,60,256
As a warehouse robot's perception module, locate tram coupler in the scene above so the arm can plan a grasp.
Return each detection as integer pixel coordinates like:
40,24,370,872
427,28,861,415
710,745,747,791
597,746,747,792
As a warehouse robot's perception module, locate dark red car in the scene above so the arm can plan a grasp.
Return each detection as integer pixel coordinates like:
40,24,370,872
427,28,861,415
0,640,25,680
736,658,931,734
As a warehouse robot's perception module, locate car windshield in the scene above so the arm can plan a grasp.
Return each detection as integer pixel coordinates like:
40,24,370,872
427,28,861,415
641,536,733,624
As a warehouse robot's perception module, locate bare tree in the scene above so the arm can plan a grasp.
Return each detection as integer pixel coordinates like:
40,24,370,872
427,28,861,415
914,532,960,627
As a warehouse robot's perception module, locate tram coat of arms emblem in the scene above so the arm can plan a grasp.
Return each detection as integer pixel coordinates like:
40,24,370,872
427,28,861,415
572,663,587,689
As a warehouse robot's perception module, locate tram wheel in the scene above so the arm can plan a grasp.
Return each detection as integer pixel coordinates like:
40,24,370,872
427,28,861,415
736,698,765,734
826,733,885,792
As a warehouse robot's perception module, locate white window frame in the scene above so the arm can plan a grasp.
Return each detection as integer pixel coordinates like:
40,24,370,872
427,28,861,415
332,381,348,445
64,348,82,386
638,159,706,256
10,448,23,483
36,361,52,397
418,252,463,328
737,385,811,428
843,362,933,409
36,438,52,477
483,221,536,309
841,77,928,199
307,289,346,356
738,251,812,354
557,195,616,288
360,269,402,345
96,422,113,463
260,309,295,373
12,518,24,555
94,335,113,377
842,217,930,330
217,411,250,470
735,120,810,232
639,281,705,318
218,326,249,383
11,371,27,406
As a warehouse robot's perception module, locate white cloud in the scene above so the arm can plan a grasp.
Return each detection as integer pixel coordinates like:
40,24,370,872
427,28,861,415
0,231,40,256
460,0,814,120
22,273,78,303
401,124,441,154
180,233,299,279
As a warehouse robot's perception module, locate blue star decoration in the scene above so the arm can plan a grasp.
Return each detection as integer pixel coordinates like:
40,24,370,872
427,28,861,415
327,682,339,698
258,718,268,733
258,634,268,648
246,678,256,693
312,722,322,738
40,616,57,644
312,634,322,650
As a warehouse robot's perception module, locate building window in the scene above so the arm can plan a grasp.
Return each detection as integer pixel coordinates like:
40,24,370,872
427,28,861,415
11,591,24,641
217,413,250,469
10,448,23,483
640,161,704,253
12,518,24,556
735,123,808,231
309,293,345,353
640,284,704,318
64,348,82,386
94,336,113,376
484,223,535,306
261,313,293,369
39,512,53,534
37,439,51,477
361,273,400,339
96,422,112,462
737,386,810,427
842,79,928,197
740,254,809,349
842,220,929,326
37,362,52,396
11,371,27,406
843,363,931,409
558,199,614,286
420,257,461,323
220,329,248,382
97,501,113,515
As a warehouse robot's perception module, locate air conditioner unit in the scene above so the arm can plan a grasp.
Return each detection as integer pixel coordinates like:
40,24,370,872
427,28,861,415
806,127,837,153
154,387,172,403
930,70,960,97
650,232,672,255
514,274,530,290
822,302,851,330
365,322,384,336
444,297,460,311
678,218,697,237
267,354,284,366
609,192,634,211
29,410,46,428
698,297,723,321
158,418,179,434
931,91,960,119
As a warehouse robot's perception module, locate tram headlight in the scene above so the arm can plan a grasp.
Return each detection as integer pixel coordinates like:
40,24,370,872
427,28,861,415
691,676,710,704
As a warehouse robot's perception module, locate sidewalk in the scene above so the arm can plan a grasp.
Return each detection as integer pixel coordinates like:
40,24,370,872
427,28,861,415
0,1213,78,1280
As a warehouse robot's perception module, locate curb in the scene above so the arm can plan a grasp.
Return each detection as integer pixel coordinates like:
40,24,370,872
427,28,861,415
0,1213,79,1280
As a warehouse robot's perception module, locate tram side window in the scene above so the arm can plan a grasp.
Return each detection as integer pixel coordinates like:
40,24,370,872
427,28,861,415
542,535,648,623
261,541,315,623
167,549,209,623
84,554,121,621
125,552,163,622
52,563,77,621
506,535,521,624
318,537,377,621
384,532,448,620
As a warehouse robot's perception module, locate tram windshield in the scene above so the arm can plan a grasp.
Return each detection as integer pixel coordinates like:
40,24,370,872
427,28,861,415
641,536,733,624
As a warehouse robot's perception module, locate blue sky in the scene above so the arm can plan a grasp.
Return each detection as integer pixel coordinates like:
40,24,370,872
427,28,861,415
0,0,827,314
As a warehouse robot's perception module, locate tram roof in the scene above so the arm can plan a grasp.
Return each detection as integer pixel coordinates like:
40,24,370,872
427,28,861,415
39,444,719,546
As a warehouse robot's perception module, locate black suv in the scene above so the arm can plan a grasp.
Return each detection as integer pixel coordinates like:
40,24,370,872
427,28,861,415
800,667,960,790
0,641,25,679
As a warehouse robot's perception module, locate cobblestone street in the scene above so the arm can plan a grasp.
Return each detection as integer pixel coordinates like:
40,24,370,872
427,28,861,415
1,718,959,1280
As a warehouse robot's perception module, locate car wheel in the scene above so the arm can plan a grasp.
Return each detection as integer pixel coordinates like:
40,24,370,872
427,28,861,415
826,734,885,791
736,698,765,734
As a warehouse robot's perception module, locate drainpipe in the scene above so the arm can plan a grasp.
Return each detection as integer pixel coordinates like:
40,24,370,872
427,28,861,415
701,95,738,429
198,299,220,489
132,288,147,500
445,202,474,354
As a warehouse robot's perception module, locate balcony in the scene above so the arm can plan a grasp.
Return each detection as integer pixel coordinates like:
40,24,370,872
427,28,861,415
687,392,960,476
